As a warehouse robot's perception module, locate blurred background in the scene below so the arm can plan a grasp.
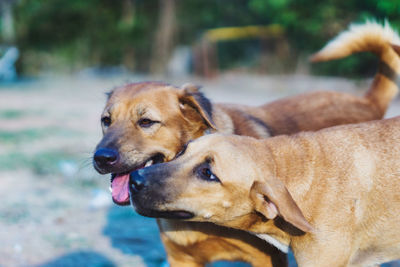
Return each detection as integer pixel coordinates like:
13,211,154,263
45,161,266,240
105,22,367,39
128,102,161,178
0,0,400,266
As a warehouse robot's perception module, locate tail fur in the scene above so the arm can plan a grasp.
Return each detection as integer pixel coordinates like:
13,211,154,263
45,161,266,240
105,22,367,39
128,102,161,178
311,20,400,116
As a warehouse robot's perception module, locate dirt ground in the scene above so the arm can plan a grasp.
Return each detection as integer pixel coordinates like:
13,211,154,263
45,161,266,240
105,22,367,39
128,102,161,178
0,73,399,267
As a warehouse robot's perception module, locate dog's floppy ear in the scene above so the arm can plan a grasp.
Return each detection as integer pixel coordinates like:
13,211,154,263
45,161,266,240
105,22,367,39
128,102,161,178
178,83,216,130
250,180,313,233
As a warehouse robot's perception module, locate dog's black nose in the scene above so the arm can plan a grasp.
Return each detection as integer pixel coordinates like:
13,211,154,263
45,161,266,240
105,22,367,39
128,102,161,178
94,148,118,168
130,170,146,193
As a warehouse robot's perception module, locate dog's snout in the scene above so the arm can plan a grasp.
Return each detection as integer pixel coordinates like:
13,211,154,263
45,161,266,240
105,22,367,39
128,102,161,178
130,170,147,193
94,148,118,168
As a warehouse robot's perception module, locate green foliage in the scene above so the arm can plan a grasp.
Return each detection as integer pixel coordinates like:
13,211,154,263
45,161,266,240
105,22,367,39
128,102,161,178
14,0,159,72
246,0,400,76
312,53,378,78
10,0,400,76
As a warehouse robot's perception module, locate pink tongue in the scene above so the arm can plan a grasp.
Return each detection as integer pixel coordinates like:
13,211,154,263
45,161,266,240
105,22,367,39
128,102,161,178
111,174,130,205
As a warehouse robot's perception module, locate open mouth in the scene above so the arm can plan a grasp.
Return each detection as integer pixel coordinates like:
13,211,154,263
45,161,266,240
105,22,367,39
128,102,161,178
110,153,164,205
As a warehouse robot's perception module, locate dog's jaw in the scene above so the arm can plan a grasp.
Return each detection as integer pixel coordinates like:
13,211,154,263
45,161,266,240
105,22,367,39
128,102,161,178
249,232,289,253
132,207,195,220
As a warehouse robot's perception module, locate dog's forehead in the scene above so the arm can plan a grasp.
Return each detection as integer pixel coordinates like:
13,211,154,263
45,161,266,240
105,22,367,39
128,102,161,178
186,134,237,157
186,134,260,166
106,85,180,115
107,82,176,102
136,88,180,105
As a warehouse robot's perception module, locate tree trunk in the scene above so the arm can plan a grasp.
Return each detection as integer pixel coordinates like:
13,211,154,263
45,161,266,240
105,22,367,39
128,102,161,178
150,0,176,75
122,0,136,71
121,0,135,26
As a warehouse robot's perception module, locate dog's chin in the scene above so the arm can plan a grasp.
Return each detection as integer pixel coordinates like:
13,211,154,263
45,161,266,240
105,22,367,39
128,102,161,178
134,207,194,220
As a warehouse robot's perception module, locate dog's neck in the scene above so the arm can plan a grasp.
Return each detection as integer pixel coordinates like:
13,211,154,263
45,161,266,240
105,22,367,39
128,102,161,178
249,134,321,248
211,106,235,134
226,212,292,252
263,133,319,199
213,105,272,138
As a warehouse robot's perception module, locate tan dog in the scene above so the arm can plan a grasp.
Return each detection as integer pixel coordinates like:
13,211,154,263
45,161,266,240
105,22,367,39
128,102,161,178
93,21,400,266
129,116,400,267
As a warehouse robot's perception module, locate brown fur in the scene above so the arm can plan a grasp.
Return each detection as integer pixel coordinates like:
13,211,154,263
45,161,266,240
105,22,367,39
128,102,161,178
95,22,400,266
130,116,400,267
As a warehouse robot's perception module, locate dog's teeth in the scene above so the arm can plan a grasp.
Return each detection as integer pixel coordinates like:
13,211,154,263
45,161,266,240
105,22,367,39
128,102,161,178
109,186,112,193
145,160,153,167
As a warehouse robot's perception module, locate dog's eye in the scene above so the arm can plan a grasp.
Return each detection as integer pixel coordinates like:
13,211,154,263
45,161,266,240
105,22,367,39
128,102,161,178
198,167,220,183
138,118,157,128
101,116,111,127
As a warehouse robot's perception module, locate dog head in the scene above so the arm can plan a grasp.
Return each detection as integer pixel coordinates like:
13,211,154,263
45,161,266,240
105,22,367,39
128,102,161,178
129,134,313,233
92,82,216,205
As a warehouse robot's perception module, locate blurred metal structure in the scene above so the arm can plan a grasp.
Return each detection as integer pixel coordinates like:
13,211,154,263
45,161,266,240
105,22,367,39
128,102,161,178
193,24,287,78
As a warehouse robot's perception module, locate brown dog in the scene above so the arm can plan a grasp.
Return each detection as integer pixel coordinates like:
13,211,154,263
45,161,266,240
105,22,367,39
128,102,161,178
93,21,400,266
129,116,400,267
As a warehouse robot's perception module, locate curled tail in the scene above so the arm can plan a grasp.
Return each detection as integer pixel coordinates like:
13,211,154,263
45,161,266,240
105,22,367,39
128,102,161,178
311,20,400,116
